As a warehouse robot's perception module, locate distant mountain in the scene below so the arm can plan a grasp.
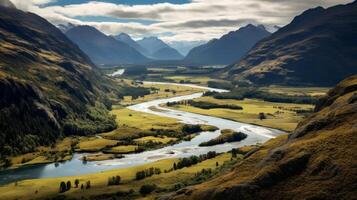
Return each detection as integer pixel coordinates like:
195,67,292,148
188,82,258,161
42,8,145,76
57,23,76,33
137,37,183,60
168,40,207,56
113,33,148,56
184,24,271,65
223,1,357,86
151,47,184,60
0,6,117,156
66,26,150,65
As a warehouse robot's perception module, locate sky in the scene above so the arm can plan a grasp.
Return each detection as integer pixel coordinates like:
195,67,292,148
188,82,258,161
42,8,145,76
9,0,353,43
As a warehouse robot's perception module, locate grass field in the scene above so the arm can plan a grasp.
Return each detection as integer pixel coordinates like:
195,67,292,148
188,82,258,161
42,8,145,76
164,76,225,85
0,152,236,200
166,96,314,132
9,137,78,169
120,83,205,106
76,138,118,152
261,86,329,97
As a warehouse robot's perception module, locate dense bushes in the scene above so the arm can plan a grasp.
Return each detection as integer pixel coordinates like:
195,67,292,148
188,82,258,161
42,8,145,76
167,100,243,110
135,167,162,180
204,87,317,104
118,86,151,99
173,151,217,170
207,81,234,90
199,129,247,147
63,103,117,136
108,176,121,186
140,184,157,196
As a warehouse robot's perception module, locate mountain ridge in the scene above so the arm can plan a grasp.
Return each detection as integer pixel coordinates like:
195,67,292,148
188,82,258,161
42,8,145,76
0,6,117,157
66,26,150,65
184,24,271,65
222,1,357,86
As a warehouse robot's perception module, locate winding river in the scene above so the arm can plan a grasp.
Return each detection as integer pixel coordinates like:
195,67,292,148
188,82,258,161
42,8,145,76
0,82,284,185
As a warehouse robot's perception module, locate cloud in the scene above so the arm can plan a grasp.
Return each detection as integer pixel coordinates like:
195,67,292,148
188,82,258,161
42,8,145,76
10,0,57,10
15,0,354,42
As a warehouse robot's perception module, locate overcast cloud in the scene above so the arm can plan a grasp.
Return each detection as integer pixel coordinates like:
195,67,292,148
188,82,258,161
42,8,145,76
10,0,354,42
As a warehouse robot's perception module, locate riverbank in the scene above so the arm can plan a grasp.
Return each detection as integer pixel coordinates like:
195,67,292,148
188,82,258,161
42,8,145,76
164,96,314,132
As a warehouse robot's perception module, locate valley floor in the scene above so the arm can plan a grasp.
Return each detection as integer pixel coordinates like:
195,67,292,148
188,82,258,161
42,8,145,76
0,78,328,200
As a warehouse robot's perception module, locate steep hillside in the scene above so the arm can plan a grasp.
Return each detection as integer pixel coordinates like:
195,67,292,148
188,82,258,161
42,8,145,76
66,26,150,65
161,75,357,200
137,37,183,60
0,6,118,158
184,24,271,65
223,1,357,86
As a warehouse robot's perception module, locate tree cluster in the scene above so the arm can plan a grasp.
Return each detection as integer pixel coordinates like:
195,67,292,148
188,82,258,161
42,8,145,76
135,167,161,180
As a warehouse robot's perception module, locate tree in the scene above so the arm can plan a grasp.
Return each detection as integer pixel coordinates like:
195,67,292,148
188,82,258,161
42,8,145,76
259,112,266,120
59,181,67,193
140,184,157,196
74,179,79,188
66,181,71,191
86,181,91,189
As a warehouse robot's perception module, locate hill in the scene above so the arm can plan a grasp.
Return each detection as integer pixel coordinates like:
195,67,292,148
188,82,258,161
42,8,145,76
137,37,183,60
0,6,118,158
223,1,357,86
66,26,150,65
161,74,357,200
184,24,271,65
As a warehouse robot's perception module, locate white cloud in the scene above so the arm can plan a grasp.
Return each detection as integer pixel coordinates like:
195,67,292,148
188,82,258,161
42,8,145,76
12,0,354,42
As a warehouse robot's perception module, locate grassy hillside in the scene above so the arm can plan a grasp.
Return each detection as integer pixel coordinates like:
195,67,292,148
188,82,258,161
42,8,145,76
161,75,357,200
0,6,119,160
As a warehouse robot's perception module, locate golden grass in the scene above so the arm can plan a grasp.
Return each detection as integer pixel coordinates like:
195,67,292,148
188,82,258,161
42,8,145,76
101,108,183,140
165,76,223,85
261,86,329,97
134,136,177,144
167,97,314,132
10,137,77,169
107,145,138,154
120,83,205,106
0,153,233,200
76,138,118,152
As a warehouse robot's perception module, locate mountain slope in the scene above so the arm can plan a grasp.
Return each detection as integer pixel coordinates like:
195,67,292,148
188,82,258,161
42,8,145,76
66,26,150,65
0,6,117,157
223,2,357,86
137,37,183,60
114,33,148,56
184,24,271,65
162,74,357,200
151,47,184,60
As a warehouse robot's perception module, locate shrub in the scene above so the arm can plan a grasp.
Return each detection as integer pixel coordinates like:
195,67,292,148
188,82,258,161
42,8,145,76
140,184,157,196
59,181,67,193
108,176,121,186
199,130,247,147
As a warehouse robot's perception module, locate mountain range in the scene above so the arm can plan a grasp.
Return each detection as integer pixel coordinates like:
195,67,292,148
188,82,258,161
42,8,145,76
113,33,149,56
66,26,150,66
184,24,271,65
136,36,184,60
0,4,118,156
222,1,357,86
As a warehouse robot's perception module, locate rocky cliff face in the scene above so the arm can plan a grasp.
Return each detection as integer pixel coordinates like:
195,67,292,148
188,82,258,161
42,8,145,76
162,75,357,199
0,6,117,157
